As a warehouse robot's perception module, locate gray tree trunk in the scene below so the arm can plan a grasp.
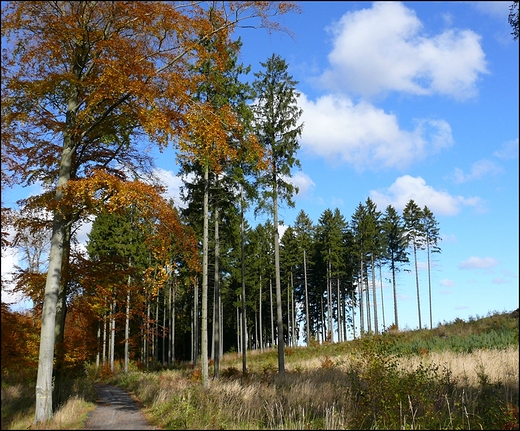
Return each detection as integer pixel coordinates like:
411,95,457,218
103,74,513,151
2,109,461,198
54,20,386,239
124,288,130,373
304,250,310,346
34,100,77,422
273,183,285,375
201,165,209,386
241,185,247,373
213,203,221,378
371,255,379,335
414,244,422,329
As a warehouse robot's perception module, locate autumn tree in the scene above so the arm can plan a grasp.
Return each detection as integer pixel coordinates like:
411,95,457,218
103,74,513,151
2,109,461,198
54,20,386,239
252,53,303,374
1,1,298,421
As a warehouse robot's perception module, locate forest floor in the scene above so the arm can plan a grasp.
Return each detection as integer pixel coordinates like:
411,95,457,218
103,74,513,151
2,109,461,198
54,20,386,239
83,384,158,430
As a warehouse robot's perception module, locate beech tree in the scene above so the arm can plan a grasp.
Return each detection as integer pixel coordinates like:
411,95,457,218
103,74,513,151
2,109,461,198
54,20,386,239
252,54,303,375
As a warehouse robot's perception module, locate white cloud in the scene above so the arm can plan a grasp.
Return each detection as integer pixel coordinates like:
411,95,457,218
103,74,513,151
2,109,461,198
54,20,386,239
369,175,484,215
492,277,509,284
469,1,511,19
450,158,503,183
1,248,25,306
440,279,455,287
299,93,453,170
493,138,519,160
320,1,488,99
288,171,315,197
458,256,499,269
153,167,187,208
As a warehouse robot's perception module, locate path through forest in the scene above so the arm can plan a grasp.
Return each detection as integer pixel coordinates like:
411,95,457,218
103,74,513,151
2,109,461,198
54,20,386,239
84,384,157,430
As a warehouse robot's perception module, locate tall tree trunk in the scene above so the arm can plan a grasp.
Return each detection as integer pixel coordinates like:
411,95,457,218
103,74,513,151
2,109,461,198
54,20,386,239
52,221,71,410
327,257,332,342
96,321,101,368
303,249,310,346
379,264,386,330
124,288,130,373
145,298,150,369
102,314,107,365
201,165,209,387
241,185,247,373
336,279,342,342
193,278,198,367
162,286,166,366
371,255,379,335
365,276,371,333
259,275,263,352
110,298,116,372
359,259,364,336
236,306,240,356
170,281,175,365
273,183,285,375
34,112,77,422
392,259,399,330
213,203,221,378
287,282,290,346
320,295,325,343
270,278,274,347
153,294,159,368
427,240,433,330
414,244,422,329
291,274,296,346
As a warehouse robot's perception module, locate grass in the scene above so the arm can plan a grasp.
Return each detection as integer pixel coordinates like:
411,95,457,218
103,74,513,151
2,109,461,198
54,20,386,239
2,309,518,430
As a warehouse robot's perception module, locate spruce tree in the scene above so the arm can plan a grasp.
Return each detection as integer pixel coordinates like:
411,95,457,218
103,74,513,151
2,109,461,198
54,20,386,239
403,200,425,329
252,54,303,374
381,205,409,330
422,206,441,329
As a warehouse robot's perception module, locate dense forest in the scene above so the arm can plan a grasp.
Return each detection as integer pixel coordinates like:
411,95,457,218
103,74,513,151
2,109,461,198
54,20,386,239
2,1,516,427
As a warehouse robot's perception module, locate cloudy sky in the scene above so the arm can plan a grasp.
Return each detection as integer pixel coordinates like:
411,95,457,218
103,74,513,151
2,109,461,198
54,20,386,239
2,1,518,334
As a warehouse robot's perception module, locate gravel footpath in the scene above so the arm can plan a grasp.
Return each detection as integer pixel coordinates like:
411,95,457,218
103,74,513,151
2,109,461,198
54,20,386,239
84,384,157,430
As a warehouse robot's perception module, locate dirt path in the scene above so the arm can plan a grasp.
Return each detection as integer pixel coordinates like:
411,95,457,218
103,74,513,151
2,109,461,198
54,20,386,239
84,384,157,430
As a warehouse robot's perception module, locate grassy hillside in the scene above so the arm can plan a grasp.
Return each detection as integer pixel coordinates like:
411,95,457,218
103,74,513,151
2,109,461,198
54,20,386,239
2,309,518,430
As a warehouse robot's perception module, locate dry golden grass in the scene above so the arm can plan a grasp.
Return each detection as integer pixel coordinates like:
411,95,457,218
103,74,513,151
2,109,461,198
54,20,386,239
6,396,95,430
395,346,519,386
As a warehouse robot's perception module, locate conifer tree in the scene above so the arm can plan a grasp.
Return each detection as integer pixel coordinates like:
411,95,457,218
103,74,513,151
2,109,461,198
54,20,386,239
422,206,441,329
351,202,368,336
252,54,303,374
293,210,315,345
381,205,409,330
403,200,425,329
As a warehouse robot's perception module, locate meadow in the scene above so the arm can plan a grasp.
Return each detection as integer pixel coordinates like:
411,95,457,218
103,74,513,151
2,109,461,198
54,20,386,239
2,309,518,430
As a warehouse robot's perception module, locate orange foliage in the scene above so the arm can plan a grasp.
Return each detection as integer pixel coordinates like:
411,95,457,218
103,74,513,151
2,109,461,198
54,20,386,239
61,296,98,368
1,303,40,378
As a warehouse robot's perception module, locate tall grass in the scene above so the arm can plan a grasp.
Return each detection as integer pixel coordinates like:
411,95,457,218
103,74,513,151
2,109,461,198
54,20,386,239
2,310,518,430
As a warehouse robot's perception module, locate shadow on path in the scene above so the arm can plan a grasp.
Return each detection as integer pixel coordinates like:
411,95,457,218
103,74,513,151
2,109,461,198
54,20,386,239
84,384,156,430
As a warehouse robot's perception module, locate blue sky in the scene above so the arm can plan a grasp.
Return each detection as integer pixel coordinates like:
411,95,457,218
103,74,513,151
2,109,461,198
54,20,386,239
2,1,518,334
